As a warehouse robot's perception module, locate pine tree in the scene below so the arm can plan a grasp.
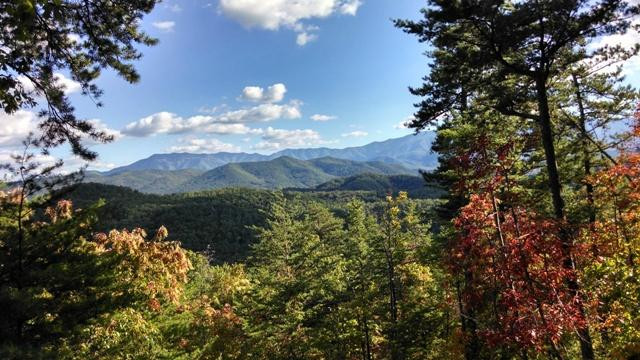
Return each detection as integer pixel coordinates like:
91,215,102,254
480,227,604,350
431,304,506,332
396,2,640,358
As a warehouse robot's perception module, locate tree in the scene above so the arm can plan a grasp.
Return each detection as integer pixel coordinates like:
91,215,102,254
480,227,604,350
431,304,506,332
243,199,349,359
579,106,640,358
396,2,640,358
0,0,159,160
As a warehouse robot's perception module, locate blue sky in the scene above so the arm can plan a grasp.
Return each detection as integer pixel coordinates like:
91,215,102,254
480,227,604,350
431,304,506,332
58,0,429,170
1,0,638,172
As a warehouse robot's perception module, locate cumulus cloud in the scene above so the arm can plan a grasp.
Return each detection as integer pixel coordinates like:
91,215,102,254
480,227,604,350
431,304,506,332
122,103,301,137
0,110,38,147
218,0,363,45
241,83,287,103
216,102,301,123
122,112,179,137
123,82,306,137
311,114,336,122
169,138,242,153
152,21,176,32
253,127,327,151
341,130,368,138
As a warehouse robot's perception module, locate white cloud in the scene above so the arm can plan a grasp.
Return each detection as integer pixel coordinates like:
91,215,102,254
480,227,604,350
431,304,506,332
0,151,115,180
242,86,264,102
0,110,121,150
218,0,363,45
253,126,327,151
202,123,263,135
213,101,301,123
589,19,640,76
394,115,415,129
86,160,116,171
122,103,301,137
83,119,123,144
122,112,180,137
341,130,368,138
339,0,362,15
241,83,287,103
296,32,318,46
123,83,305,137
311,114,336,122
18,72,81,95
169,138,241,153
152,21,176,32
54,73,82,94
0,110,38,147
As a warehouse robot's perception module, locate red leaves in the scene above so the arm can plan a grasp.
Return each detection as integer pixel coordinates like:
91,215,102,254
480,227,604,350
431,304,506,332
451,190,589,351
633,103,640,137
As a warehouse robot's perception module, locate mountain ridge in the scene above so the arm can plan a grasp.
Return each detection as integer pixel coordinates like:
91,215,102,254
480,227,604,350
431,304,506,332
106,132,436,174
87,156,416,194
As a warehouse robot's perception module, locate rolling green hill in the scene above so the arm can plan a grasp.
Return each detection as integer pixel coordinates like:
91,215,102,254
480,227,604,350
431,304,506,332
85,156,415,194
180,156,415,192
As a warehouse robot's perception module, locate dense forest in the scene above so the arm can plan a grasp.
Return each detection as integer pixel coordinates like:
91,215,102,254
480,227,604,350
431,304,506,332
64,182,442,262
1,0,640,359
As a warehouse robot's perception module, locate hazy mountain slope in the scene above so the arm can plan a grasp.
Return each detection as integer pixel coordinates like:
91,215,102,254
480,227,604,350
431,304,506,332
106,152,269,174
107,132,437,174
273,132,436,169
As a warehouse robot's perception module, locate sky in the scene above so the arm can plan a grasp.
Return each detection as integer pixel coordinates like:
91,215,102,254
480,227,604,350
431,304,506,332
1,0,639,173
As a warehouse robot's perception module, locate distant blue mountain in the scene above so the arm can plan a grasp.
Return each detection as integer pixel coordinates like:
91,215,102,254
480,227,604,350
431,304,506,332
106,132,437,175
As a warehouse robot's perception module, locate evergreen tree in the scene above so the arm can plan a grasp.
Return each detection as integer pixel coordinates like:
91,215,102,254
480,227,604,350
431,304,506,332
396,2,640,358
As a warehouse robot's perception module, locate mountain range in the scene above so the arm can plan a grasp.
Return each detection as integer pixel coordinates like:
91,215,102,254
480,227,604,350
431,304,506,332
85,133,437,194
85,156,416,194
106,132,437,174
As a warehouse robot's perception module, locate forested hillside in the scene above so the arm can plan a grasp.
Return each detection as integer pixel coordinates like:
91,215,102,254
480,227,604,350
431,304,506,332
313,173,442,198
84,156,415,193
84,169,205,194
66,182,442,262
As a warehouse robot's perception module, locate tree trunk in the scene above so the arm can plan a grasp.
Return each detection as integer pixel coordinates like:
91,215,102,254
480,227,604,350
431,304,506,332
572,74,596,224
535,77,595,360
